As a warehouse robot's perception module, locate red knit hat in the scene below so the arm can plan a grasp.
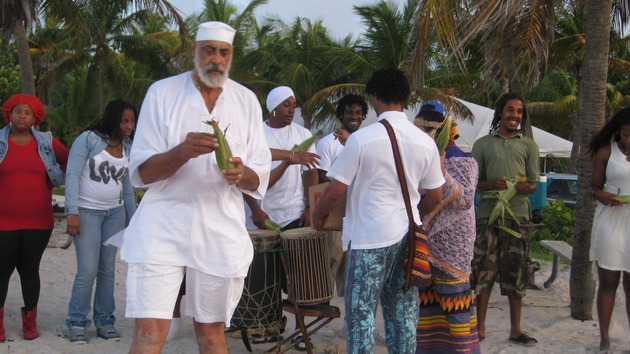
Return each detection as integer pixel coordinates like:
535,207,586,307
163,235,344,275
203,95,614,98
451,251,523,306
2,94,46,126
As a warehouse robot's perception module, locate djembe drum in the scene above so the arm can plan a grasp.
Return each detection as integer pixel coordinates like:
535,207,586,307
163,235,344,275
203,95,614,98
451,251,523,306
231,229,283,338
280,227,334,305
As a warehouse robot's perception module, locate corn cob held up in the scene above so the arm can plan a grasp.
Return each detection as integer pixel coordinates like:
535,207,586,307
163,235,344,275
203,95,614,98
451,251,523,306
480,176,527,238
292,130,324,151
435,115,453,155
617,195,630,204
203,120,235,170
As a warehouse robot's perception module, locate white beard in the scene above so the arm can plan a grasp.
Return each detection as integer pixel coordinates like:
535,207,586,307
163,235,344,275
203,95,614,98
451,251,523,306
194,56,231,88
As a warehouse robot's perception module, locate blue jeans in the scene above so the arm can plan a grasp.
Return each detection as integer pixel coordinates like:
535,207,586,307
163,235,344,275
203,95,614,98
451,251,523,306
66,206,124,328
345,237,419,354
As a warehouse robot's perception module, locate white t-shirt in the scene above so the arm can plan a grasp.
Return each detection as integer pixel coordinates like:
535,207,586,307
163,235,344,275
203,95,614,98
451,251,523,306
328,111,445,251
78,149,128,210
316,132,344,172
122,73,271,278
262,122,315,227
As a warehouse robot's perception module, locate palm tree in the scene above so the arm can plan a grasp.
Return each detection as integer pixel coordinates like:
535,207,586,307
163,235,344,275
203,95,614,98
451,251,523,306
354,0,419,70
236,17,341,129
570,0,615,320
186,0,267,62
0,40,21,104
40,0,187,113
409,0,556,137
527,69,577,140
0,0,38,94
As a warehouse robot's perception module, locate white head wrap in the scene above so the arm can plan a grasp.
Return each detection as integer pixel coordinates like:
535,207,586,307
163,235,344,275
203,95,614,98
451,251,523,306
195,21,236,44
266,86,295,112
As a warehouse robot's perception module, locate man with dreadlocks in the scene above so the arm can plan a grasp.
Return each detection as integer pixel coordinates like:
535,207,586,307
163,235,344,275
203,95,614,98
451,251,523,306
470,92,540,347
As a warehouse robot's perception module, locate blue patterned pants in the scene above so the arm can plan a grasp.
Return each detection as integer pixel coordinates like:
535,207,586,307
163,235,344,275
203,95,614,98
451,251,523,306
345,237,419,354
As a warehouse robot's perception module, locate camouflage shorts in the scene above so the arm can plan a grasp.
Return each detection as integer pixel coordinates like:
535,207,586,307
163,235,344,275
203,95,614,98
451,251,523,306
471,218,531,297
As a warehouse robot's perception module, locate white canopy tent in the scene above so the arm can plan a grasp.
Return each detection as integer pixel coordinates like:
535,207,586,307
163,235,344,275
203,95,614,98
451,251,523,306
453,99,573,158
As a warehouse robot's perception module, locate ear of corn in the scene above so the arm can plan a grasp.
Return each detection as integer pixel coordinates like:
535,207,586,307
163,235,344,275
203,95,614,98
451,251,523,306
203,120,235,170
435,115,452,155
292,130,324,151
617,195,630,204
334,129,346,146
263,219,282,234
481,176,528,238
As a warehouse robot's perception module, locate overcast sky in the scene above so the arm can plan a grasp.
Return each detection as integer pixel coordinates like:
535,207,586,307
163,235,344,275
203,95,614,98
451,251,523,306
168,0,402,39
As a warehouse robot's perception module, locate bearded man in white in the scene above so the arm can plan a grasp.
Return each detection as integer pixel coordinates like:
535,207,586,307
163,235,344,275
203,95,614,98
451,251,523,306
121,21,271,354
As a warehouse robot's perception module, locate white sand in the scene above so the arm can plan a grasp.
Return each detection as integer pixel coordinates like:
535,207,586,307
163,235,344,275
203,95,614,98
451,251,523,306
2,220,629,353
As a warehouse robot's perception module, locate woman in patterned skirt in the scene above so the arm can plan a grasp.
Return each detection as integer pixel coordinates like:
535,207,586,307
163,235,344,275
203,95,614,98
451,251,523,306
414,102,481,353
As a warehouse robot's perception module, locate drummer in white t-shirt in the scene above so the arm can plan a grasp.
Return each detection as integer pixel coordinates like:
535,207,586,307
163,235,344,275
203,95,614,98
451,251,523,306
315,94,367,298
245,86,320,231
243,86,320,350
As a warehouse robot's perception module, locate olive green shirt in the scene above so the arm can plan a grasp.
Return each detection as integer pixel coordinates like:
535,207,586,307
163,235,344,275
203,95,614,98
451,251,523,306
472,132,540,220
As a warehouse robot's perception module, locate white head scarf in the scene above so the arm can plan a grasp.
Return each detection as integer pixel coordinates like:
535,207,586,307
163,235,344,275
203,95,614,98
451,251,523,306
266,86,295,112
195,21,236,44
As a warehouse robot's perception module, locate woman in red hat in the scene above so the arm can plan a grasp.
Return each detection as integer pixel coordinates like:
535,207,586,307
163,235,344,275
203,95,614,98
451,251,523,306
0,94,69,341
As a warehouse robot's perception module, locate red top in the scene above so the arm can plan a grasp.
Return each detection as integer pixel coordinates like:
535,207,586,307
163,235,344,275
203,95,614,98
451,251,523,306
0,136,69,231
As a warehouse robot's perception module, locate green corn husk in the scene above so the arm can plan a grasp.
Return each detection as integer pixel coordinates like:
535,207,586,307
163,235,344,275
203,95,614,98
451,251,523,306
334,129,346,146
436,116,452,155
292,130,324,151
263,219,282,234
617,195,630,204
480,176,527,237
203,120,235,170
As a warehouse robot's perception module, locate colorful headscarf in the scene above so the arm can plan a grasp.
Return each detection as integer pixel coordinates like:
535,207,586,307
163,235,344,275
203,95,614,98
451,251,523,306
2,94,46,126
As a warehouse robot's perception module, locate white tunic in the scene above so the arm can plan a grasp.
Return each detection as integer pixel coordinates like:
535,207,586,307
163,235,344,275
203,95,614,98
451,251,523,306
590,141,630,273
122,73,271,278
316,132,344,172
328,112,445,250
261,122,315,227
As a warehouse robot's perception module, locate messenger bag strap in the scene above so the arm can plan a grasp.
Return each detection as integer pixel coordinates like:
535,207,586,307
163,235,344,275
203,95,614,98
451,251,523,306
379,119,415,225
380,119,417,291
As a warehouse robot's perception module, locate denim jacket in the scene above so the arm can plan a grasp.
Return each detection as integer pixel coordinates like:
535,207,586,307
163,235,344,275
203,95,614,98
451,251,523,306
64,130,136,224
0,125,65,187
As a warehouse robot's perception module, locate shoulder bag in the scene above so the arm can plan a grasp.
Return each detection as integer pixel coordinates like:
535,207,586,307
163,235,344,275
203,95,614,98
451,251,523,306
379,119,432,291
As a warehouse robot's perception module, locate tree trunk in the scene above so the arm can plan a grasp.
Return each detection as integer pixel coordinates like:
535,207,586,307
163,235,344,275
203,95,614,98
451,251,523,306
566,79,582,174
13,21,36,96
570,0,612,321
98,47,106,114
566,111,580,174
500,78,509,95
501,27,532,139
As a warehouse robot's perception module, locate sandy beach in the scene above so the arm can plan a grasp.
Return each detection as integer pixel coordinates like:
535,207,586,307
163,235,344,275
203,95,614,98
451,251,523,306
1,217,629,354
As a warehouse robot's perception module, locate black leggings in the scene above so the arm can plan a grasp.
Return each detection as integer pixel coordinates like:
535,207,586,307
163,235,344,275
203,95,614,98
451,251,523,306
0,229,52,310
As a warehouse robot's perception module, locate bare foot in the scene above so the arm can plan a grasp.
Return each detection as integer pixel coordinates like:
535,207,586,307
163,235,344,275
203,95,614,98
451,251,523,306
599,337,611,351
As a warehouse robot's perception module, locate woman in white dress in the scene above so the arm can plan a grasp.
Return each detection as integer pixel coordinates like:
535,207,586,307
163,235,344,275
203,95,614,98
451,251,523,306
588,106,630,352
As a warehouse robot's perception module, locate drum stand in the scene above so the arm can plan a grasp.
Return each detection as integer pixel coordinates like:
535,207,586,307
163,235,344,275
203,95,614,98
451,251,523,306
265,258,340,354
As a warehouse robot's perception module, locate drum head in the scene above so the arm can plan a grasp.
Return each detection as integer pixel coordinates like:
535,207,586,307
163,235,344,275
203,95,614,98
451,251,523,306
248,229,280,251
280,227,327,240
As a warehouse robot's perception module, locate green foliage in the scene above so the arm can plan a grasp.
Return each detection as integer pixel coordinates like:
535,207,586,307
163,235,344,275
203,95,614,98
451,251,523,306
52,186,65,196
0,43,21,106
135,188,147,205
530,199,575,257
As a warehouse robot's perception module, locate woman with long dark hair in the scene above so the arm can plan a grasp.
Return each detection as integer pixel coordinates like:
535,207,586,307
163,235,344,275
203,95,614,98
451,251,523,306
588,106,630,352
61,99,137,343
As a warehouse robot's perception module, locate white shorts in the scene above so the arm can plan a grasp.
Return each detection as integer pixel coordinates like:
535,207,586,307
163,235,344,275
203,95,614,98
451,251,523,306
125,263,244,326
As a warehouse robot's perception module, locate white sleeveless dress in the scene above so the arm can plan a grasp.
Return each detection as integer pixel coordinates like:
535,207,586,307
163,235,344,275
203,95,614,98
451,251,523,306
590,141,630,272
